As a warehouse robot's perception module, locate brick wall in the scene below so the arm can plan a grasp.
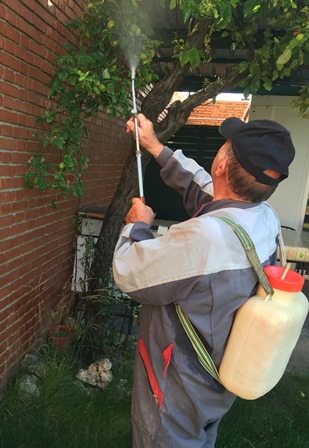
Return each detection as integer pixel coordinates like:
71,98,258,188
186,99,251,125
0,0,131,391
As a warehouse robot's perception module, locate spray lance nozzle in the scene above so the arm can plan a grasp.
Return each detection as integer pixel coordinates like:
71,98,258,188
131,69,145,202
131,70,137,116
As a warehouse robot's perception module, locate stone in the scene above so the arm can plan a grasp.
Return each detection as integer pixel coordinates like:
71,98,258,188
18,374,40,396
76,358,113,389
21,353,46,378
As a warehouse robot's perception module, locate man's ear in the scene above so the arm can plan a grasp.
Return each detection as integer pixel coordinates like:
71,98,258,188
214,157,228,177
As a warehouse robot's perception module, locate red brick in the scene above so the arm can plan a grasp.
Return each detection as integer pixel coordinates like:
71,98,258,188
186,100,250,125
0,0,131,392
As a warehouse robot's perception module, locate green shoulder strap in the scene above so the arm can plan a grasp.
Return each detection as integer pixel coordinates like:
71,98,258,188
216,216,274,297
175,302,221,381
175,216,274,382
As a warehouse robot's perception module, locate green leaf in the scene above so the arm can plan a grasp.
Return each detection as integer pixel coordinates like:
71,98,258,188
59,71,69,81
299,49,304,65
243,0,261,18
45,114,55,124
250,76,261,92
182,3,195,23
54,171,64,181
102,68,110,79
38,177,48,190
243,87,251,99
249,62,260,76
263,79,272,91
182,8,190,23
25,176,34,188
239,80,248,88
188,47,202,68
169,0,177,9
48,79,62,98
179,47,202,68
69,74,78,86
179,51,189,67
276,48,292,65
53,137,65,149
272,70,279,81
283,67,291,77
239,61,248,73
64,155,74,168
287,37,301,50
218,0,232,27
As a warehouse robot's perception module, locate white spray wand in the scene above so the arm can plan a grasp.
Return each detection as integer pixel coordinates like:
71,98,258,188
131,69,145,203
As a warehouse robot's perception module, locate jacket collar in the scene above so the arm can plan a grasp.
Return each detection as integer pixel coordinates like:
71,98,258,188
194,199,261,217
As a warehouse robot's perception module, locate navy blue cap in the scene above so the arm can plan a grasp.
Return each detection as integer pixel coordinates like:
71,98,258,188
219,118,295,186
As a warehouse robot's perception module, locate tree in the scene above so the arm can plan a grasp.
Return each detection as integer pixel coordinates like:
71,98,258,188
26,0,308,289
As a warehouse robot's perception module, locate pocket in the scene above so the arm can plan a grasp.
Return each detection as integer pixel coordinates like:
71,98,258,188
163,343,174,377
138,339,174,408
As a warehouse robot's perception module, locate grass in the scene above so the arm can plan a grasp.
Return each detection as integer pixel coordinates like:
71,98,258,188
0,341,134,448
0,341,308,448
217,374,309,448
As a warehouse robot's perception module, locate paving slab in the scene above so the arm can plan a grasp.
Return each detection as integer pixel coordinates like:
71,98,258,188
286,280,309,375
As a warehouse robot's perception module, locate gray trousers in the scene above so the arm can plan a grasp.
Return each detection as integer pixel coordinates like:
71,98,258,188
132,417,221,448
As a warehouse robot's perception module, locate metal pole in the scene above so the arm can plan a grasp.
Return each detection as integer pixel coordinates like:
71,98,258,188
131,70,145,202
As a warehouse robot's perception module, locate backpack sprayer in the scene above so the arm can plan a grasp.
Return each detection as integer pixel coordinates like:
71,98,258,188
131,69,145,203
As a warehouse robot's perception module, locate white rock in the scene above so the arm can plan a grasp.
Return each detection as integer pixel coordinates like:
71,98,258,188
18,374,40,396
76,358,113,389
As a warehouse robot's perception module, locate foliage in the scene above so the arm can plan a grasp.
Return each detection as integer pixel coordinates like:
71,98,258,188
236,6,309,99
25,0,160,205
291,83,309,118
25,0,309,204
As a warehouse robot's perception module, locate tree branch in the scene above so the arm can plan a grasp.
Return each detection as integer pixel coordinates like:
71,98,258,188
182,68,249,111
142,19,213,122
155,67,249,143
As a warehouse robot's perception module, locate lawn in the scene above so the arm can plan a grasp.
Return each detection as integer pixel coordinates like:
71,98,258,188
217,373,309,448
0,341,308,448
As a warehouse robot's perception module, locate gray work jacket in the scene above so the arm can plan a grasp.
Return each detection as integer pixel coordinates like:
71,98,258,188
112,147,279,447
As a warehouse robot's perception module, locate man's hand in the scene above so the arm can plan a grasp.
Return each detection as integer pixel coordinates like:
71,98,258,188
126,113,164,158
126,198,155,225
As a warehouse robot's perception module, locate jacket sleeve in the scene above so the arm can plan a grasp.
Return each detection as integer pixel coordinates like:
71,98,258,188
156,147,214,217
112,218,213,306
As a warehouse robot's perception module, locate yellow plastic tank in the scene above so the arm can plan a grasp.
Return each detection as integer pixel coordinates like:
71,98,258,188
219,266,309,400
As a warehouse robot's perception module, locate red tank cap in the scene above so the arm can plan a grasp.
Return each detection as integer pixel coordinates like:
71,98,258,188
264,265,305,292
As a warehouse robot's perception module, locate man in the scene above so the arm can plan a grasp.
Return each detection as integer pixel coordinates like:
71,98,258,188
112,115,295,447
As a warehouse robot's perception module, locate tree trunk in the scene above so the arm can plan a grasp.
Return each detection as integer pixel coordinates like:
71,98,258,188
79,139,153,361
90,142,152,291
